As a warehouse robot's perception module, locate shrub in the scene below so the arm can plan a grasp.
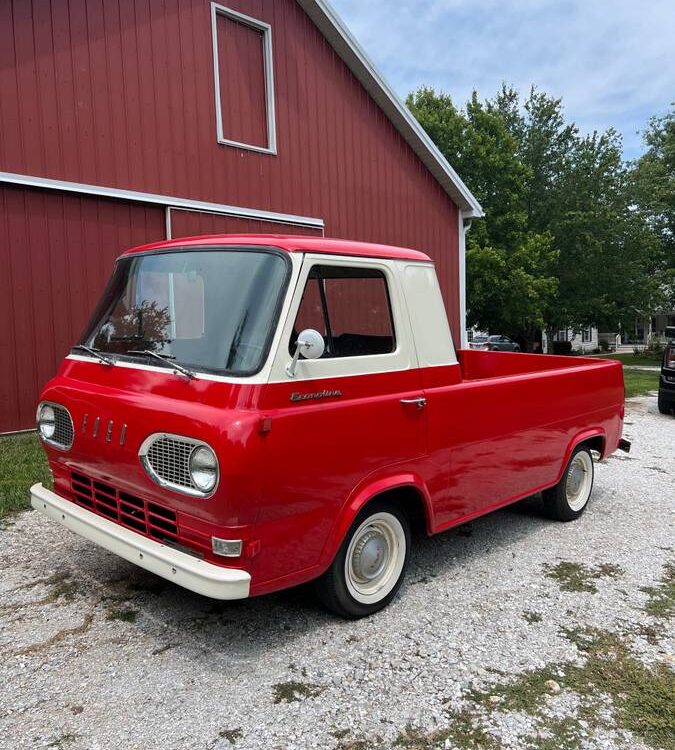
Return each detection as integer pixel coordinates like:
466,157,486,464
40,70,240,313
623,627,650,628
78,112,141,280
552,340,573,355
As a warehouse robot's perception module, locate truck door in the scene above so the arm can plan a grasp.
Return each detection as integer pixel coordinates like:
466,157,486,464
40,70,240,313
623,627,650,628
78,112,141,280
255,256,426,585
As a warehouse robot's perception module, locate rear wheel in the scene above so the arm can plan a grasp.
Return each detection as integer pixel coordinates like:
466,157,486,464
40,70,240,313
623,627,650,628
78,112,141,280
315,502,410,618
543,446,594,521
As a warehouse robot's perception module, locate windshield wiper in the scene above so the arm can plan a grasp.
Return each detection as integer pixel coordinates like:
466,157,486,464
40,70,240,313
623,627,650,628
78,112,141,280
126,350,196,380
71,344,115,366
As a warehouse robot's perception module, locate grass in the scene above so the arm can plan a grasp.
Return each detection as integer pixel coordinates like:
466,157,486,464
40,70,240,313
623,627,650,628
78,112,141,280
469,628,675,750
106,607,139,623
623,369,660,397
272,680,324,704
394,712,501,750
218,728,243,744
599,352,663,366
543,561,623,594
0,433,51,520
641,562,675,619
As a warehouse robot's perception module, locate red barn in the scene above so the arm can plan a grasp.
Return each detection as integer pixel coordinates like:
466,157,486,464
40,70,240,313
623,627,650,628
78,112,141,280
0,0,481,433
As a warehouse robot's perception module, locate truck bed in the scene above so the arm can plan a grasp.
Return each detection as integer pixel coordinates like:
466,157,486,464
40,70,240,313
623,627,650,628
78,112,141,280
458,349,620,381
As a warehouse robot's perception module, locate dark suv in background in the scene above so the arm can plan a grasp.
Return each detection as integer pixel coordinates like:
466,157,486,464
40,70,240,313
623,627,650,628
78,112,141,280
658,326,675,415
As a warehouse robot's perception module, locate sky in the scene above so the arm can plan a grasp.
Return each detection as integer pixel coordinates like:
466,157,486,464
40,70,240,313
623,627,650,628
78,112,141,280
330,0,675,160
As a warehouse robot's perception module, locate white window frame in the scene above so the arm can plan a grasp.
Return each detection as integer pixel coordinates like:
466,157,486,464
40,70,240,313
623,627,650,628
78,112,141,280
269,256,417,382
582,327,592,343
210,3,277,155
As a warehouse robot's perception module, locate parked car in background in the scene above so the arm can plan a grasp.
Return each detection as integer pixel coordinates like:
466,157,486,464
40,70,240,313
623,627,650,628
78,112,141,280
470,335,521,352
658,326,675,415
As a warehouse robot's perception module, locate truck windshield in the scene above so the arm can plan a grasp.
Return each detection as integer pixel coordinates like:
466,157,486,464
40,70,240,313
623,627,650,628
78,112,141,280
78,248,289,376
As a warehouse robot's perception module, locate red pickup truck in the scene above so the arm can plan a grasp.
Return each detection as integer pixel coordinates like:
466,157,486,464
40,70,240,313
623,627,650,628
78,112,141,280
31,236,628,617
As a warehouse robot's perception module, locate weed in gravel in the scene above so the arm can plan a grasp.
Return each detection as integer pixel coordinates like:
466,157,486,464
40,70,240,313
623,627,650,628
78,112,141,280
47,578,79,603
47,734,77,748
641,562,675,619
543,561,623,593
218,728,242,744
394,710,501,749
106,607,138,623
526,717,584,750
272,680,323,704
471,627,674,750
336,740,380,750
522,610,543,624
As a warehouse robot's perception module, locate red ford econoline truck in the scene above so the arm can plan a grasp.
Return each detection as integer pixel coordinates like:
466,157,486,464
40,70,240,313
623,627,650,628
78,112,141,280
31,235,629,617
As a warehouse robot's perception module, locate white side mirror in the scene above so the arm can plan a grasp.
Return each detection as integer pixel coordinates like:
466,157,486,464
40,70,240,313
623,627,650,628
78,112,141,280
286,329,325,378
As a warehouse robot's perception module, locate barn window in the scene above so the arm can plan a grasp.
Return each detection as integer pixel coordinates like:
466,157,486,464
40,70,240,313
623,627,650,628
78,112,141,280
210,3,276,154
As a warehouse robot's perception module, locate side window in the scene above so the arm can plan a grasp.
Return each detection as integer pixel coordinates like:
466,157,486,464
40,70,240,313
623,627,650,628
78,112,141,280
290,266,395,358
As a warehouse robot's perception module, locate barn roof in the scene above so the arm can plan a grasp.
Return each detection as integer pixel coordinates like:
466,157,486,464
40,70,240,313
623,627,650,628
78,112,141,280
297,0,484,219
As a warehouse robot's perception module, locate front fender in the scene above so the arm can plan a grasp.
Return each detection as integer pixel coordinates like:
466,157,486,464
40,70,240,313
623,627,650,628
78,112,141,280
317,471,432,571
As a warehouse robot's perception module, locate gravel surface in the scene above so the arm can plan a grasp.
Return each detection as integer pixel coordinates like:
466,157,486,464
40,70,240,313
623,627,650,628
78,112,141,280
1,397,673,750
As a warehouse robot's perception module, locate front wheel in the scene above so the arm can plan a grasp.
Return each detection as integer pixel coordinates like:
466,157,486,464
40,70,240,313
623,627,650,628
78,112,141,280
542,446,594,521
315,502,410,618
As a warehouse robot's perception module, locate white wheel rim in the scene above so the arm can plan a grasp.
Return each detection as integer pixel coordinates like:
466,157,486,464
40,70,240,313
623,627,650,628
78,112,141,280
345,512,406,604
565,452,593,511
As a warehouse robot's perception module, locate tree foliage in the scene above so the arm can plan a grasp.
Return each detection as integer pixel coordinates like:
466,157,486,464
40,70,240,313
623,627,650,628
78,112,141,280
631,107,675,308
406,86,671,346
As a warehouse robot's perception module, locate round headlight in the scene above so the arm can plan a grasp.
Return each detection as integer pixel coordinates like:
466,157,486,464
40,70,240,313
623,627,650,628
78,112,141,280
38,404,56,439
189,446,218,493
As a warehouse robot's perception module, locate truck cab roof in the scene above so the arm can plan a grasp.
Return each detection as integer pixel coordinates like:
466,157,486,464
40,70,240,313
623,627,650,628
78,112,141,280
120,234,433,263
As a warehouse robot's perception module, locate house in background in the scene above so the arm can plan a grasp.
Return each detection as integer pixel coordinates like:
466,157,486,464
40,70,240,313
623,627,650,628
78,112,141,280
542,327,599,353
0,0,481,433
618,311,675,346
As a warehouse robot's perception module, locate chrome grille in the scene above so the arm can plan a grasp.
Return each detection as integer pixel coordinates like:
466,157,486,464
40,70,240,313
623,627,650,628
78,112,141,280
146,437,195,489
53,406,74,449
139,433,216,497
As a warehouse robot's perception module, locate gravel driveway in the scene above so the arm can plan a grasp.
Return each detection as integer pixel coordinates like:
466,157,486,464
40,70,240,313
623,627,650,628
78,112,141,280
1,397,673,750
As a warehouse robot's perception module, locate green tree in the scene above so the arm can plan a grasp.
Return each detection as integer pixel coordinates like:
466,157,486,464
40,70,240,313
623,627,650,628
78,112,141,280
408,85,666,348
631,107,675,309
407,88,558,348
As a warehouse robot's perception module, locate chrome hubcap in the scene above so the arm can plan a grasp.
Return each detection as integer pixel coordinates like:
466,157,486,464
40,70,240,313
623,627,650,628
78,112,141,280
565,452,592,511
351,528,389,583
344,513,406,604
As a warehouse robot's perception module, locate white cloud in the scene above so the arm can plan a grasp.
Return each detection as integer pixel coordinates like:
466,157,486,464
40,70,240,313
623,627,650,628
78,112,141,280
330,0,675,158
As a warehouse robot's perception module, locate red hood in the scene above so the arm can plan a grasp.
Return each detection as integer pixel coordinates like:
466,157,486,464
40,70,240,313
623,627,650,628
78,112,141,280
39,358,265,526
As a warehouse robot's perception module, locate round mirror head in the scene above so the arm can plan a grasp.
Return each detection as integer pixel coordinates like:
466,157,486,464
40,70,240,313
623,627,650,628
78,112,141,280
298,329,325,360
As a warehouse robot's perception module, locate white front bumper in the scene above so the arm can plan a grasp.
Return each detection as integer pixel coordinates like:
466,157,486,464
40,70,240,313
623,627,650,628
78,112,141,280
30,483,250,600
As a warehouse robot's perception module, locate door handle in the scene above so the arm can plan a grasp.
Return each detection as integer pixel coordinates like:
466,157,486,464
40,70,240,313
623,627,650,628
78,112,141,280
400,397,427,409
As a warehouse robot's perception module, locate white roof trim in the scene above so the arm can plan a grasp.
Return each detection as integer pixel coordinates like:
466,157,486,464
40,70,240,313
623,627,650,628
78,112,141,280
0,171,325,229
296,0,483,218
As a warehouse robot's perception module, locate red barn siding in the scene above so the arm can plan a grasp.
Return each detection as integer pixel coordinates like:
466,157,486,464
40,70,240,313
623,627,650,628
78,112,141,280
0,0,462,431
169,209,323,237
0,186,164,432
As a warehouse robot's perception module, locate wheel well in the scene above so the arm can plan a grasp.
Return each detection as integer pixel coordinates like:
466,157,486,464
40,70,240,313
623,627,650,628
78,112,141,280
367,485,429,536
578,435,605,458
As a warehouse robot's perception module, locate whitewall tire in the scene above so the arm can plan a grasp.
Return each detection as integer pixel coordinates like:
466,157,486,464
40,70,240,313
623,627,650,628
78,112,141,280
543,446,595,521
316,502,410,618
